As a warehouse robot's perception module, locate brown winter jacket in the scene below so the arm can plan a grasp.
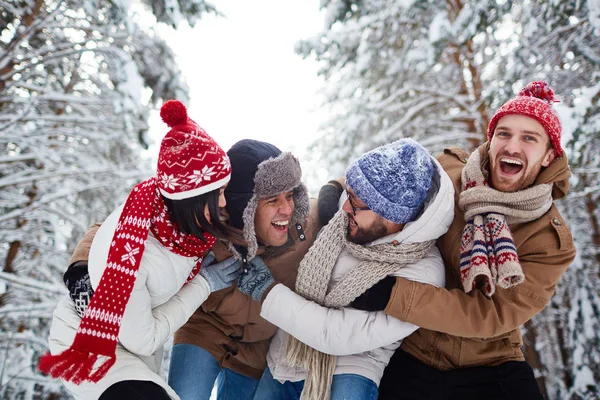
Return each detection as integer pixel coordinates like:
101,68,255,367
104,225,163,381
173,202,321,379
385,145,576,370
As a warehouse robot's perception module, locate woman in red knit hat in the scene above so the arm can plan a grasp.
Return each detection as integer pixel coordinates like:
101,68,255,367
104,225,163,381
41,101,241,400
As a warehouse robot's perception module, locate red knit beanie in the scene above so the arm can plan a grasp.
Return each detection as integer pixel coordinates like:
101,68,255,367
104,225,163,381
487,81,563,157
157,100,231,199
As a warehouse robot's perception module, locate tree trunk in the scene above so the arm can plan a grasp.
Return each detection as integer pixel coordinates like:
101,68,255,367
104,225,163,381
522,321,549,398
445,0,488,151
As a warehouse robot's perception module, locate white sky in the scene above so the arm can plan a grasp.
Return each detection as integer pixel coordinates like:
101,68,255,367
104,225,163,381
146,0,329,190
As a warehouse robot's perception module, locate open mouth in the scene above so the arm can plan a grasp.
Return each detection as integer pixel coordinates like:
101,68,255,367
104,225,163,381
348,215,357,230
499,158,523,175
271,220,289,231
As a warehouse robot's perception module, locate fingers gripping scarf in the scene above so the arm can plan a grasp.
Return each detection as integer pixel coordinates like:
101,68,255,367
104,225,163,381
284,210,434,400
458,146,552,297
39,177,215,384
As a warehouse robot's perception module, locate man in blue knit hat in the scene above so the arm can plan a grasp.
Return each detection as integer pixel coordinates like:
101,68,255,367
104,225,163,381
237,138,456,400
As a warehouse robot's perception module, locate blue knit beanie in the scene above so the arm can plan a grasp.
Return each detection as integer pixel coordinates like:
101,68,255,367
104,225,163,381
345,138,434,224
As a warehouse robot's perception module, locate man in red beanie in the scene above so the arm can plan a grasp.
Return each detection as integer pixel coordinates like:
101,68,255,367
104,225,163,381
353,81,576,400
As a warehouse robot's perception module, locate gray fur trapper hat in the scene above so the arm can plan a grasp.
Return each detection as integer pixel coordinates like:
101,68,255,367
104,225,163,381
225,139,310,261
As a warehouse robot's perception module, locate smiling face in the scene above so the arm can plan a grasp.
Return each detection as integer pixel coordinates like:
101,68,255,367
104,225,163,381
254,190,295,247
488,114,556,192
341,187,404,244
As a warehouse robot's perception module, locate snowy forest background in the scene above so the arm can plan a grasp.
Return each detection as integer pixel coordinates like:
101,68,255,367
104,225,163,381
1,0,599,399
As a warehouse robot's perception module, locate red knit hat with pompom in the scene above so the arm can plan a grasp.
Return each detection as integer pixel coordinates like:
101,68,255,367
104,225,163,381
157,100,231,199
487,81,563,157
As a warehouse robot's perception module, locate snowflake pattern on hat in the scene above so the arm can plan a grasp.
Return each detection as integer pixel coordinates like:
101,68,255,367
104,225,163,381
156,101,231,199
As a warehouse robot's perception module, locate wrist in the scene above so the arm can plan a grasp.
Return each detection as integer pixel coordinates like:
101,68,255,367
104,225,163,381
259,281,278,303
253,275,275,302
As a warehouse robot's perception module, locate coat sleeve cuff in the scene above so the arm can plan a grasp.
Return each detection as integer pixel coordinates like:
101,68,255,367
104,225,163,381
384,277,416,321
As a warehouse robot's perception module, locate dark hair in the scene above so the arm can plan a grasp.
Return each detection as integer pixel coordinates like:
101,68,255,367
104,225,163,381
163,189,240,243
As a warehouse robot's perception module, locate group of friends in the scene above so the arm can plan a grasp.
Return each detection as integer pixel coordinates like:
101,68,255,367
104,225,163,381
39,80,575,400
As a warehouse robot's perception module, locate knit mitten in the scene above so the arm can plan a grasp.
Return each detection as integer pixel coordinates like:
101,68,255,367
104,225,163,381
237,256,275,302
318,179,344,226
199,253,243,292
63,261,93,318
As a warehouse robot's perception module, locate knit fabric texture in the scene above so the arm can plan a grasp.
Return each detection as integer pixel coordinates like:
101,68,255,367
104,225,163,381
487,81,563,156
458,145,553,297
157,100,231,200
284,210,434,400
345,138,434,224
64,264,93,318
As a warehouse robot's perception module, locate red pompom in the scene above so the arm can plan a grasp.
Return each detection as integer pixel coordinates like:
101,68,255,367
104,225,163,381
518,81,557,104
160,100,188,127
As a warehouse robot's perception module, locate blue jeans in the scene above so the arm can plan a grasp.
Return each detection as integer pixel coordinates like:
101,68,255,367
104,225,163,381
168,344,258,400
253,366,378,400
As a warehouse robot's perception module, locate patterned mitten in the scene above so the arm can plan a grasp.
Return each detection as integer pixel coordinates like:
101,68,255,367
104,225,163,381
237,256,275,302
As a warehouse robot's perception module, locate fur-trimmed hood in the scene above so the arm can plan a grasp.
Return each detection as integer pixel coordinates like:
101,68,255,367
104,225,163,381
225,139,309,261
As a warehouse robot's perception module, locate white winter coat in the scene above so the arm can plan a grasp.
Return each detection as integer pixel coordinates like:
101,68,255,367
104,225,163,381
48,204,212,400
261,158,455,386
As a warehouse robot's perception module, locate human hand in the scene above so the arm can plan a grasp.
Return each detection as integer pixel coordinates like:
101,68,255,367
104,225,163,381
350,275,396,312
199,253,243,292
63,262,93,318
237,256,275,302
318,179,345,226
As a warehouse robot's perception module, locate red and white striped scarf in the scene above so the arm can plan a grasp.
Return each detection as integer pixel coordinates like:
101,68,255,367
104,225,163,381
39,176,215,384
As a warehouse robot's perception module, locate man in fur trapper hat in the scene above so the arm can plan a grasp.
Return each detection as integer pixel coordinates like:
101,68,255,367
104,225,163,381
352,81,576,400
164,139,321,399
237,138,455,400
62,139,321,399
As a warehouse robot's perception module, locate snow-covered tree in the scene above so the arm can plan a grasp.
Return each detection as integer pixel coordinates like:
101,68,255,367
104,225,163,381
300,0,600,398
298,0,513,177
0,0,209,397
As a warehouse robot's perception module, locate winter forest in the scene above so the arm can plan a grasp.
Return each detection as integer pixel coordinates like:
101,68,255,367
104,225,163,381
0,0,599,398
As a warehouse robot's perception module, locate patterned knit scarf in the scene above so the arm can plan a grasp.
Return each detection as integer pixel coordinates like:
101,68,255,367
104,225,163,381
39,177,215,384
458,146,552,297
284,210,434,400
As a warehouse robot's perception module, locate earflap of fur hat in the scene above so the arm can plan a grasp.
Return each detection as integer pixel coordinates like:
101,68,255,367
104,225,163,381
241,193,260,261
291,182,310,226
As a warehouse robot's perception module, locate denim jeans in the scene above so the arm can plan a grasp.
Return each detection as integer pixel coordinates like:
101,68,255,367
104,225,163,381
253,366,378,400
168,344,259,400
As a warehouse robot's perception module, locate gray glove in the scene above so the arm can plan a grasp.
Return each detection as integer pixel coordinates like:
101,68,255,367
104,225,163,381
199,252,243,292
237,256,275,302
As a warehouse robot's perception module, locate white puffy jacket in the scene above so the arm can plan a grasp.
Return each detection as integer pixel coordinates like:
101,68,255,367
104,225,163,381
261,158,454,386
48,204,212,400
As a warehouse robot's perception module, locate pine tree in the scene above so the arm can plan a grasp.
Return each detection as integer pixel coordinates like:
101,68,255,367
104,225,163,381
0,0,208,396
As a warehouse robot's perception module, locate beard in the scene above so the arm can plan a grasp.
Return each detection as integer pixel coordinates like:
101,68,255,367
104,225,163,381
490,152,546,192
346,215,388,245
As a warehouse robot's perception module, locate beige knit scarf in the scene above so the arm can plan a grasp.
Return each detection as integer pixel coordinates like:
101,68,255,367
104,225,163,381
458,145,553,296
284,210,434,400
